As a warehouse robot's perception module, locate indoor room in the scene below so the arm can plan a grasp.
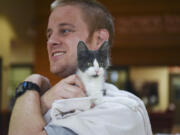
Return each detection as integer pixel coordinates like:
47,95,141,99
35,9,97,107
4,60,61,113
0,0,180,134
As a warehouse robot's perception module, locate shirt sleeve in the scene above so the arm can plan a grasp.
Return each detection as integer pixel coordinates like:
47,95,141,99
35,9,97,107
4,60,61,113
44,124,78,135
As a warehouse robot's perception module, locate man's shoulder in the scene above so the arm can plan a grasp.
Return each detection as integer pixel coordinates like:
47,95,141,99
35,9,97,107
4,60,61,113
104,83,146,115
105,83,143,103
103,83,152,135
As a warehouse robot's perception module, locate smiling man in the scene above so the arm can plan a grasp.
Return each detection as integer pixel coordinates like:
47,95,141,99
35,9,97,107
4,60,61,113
47,5,91,77
8,0,152,135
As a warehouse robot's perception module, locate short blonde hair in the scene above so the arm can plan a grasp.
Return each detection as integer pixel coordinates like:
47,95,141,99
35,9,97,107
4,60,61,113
50,0,114,45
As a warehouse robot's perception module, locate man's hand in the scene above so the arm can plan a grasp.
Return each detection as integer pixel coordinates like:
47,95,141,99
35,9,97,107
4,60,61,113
41,74,86,114
24,74,51,96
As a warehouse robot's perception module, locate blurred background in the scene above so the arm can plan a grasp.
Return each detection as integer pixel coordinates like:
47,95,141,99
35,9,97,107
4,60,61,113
0,0,180,134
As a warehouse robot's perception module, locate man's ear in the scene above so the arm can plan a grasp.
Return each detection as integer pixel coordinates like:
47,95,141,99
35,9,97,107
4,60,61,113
89,29,109,50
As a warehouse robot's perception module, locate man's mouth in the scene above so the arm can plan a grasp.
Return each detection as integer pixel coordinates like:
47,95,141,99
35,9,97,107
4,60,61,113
52,51,66,57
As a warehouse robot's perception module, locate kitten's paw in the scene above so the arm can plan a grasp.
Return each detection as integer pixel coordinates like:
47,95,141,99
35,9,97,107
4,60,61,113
94,98,103,105
94,97,110,105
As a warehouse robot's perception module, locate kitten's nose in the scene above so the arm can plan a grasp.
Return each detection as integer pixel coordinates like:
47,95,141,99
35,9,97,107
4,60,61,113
95,70,99,74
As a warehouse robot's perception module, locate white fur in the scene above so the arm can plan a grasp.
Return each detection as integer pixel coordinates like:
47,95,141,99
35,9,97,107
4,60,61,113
77,59,105,104
46,59,106,120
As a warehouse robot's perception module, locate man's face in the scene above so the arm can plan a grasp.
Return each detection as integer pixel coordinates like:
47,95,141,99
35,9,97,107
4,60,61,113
47,5,90,77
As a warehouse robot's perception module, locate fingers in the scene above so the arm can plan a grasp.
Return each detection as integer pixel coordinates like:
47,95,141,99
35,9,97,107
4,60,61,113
40,74,86,113
63,74,77,84
63,75,85,92
42,77,51,90
61,83,86,99
75,75,85,90
54,74,86,99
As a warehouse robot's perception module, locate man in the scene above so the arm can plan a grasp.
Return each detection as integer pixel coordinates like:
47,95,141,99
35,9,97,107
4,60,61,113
8,0,152,135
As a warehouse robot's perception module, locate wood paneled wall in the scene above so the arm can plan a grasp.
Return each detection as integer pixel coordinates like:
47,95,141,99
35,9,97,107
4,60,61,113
34,0,180,84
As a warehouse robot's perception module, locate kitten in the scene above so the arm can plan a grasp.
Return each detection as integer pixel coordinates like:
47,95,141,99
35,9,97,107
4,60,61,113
49,41,110,120
76,41,110,104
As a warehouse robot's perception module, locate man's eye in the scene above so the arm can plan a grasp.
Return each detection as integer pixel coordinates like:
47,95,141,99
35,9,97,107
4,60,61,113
46,32,51,40
47,35,50,40
59,29,72,35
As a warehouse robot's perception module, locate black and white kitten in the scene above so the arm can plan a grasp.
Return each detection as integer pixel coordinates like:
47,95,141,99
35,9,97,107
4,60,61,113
76,41,110,104
49,41,110,120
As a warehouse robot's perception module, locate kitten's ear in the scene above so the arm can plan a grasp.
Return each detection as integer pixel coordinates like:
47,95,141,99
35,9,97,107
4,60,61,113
98,41,109,54
77,41,89,53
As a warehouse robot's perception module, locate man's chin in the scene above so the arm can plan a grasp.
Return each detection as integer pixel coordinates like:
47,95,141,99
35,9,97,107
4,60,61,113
51,67,76,78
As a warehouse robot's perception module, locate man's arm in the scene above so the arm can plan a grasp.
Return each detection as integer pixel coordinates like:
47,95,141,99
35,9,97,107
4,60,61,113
8,91,47,135
9,74,50,135
8,74,86,135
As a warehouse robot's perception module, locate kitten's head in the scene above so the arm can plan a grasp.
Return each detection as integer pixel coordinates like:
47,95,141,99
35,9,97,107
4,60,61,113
77,41,110,78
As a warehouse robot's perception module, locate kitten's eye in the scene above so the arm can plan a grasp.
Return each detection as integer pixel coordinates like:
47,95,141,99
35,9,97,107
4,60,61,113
87,62,93,67
99,63,104,67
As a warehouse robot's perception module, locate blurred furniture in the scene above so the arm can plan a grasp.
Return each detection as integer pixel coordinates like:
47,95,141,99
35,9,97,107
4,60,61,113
149,104,175,133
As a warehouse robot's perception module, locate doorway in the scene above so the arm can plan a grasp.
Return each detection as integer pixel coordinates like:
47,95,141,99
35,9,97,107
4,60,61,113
170,74,180,124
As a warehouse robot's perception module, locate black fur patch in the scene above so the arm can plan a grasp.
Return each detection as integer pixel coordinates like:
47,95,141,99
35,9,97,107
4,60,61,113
77,41,109,72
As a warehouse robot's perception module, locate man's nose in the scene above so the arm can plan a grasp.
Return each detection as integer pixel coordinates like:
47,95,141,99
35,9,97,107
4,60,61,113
47,34,60,46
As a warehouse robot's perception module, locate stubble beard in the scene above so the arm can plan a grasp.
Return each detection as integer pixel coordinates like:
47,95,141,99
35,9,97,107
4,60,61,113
57,65,77,78
50,61,77,78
